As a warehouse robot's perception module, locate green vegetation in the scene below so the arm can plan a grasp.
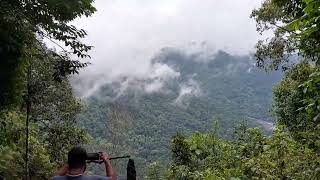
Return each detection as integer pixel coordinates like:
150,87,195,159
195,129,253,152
1,0,320,179
0,0,95,179
167,125,319,179
0,43,91,178
166,0,320,179
0,0,95,108
78,50,282,177
251,0,320,70
167,61,320,179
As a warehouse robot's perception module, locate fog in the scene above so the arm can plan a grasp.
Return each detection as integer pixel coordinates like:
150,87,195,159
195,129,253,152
69,0,263,97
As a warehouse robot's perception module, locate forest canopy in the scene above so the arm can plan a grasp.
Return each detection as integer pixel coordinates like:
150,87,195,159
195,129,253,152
0,0,320,179
0,0,95,179
166,0,320,179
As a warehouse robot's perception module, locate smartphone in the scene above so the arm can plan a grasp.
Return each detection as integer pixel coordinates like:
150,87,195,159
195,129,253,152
86,153,101,161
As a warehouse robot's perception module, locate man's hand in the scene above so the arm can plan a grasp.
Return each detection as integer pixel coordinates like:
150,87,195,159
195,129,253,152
99,152,110,162
99,152,116,180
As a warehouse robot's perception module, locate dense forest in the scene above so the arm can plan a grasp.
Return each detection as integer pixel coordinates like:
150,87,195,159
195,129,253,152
161,0,320,179
0,0,95,179
0,0,320,179
76,49,282,177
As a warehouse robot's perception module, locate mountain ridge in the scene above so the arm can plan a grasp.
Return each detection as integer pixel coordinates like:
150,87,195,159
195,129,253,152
75,48,282,176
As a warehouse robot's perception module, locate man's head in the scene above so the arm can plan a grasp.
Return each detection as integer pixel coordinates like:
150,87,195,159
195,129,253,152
68,147,87,170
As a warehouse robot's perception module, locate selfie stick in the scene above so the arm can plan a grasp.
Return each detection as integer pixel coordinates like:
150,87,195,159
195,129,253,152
88,155,131,164
109,155,131,160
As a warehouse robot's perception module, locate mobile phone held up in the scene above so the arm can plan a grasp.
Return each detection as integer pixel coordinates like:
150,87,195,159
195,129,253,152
86,153,101,161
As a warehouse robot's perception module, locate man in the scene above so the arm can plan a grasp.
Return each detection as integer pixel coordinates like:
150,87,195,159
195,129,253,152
51,147,117,180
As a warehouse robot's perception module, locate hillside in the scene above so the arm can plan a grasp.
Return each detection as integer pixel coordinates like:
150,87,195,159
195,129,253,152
1,0,319,179
75,48,282,176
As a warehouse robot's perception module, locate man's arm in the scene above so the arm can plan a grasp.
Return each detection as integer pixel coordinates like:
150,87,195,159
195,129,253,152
55,164,69,176
100,152,117,180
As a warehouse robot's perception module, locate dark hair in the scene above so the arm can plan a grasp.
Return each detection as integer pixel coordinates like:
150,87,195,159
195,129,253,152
68,147,87,169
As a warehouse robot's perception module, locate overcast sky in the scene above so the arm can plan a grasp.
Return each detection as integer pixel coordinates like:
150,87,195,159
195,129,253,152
71,0,263,76
69,0,264,97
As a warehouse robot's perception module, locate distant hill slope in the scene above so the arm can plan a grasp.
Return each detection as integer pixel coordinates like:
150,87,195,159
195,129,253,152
75,48,282,176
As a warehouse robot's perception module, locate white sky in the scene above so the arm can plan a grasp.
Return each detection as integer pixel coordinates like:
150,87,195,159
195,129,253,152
68,0,265,97
71,0,263,77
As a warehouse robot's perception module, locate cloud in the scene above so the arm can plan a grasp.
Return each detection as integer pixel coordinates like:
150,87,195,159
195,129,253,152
72,62,180,98
69,0,263,97
144,63,180,93
144,80,164,93
174,77,201,106
148,63,180,80
71,73,112,98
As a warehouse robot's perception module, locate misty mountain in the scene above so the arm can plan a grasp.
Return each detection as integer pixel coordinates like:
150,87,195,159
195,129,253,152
75,48,282,175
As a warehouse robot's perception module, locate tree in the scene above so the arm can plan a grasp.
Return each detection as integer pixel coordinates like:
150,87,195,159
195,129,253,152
251,0,320,71
0,43,90,178
29,43,91,167
0,0,96,107
163,1,320,179
107,103,131,175
0,1,95,177
273,62,314,132
252,0,320,152
108,104,130,156
0,110,54,179
166,126,320,179
171,133,192,167
145,162,162,180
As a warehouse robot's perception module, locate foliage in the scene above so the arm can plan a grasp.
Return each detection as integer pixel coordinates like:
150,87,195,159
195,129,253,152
167,126,320,179
77,50,281,177
145,162,162,180
298,68,320,152
164,1,320,179
0,110,54,179
0,0,95,177
0,0,96,108
1,0,319,179
251,0,320,70
299,68,320,123
0,43,90,178
273,62,320,152
30,43,91,167
273,62,314,132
